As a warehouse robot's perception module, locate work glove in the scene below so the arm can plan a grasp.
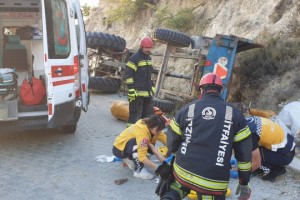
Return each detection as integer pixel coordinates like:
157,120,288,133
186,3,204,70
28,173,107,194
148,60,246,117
235,184,251,200
155,155,175,197
128,88,137,102
155,161,173,179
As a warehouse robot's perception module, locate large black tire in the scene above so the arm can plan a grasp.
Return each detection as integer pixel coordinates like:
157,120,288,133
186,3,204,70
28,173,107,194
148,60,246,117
152,28,192,47
86,31,126,52
62,124,77,133
153,97,175,113
61,107,81,133
89,76,121,93
86,31,98,48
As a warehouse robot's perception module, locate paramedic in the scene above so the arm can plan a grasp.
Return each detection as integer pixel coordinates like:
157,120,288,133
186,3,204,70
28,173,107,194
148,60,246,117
112,114,167,180
246,116,295,182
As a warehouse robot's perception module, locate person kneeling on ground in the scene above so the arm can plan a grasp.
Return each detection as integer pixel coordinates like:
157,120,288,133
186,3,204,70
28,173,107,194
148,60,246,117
112,114,167,180
246,116,296,182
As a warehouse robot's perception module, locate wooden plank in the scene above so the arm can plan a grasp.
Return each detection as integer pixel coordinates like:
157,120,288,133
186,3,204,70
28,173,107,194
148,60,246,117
151,52,199,60
101,60,126,70
155,44,173,97
159,89,194,102
174,47,199,55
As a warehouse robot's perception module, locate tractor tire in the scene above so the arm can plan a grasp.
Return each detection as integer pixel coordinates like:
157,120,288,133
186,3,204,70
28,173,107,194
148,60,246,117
86,31,98,49
152,28,192,47
89,76,121,93
153,97,175,113
86,31,126,52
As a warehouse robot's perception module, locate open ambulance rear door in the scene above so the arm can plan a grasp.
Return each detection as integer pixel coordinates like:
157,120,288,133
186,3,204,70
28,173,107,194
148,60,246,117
72,0,89,112
42,0,83,128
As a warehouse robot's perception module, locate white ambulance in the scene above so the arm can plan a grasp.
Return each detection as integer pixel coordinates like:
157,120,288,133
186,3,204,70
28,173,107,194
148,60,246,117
0,0,89,133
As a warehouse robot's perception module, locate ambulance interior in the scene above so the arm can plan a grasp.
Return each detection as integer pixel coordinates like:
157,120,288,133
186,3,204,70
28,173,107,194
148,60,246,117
0,0,46,116
0,1,44,79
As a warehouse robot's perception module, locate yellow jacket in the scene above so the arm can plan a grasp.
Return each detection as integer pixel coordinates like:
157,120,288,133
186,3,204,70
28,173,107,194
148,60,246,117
113,119,167,162
247,116,287,151
259,117,285,150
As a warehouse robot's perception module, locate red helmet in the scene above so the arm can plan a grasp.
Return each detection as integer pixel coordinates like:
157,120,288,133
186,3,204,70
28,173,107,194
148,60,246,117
140,36,153,48
199,73,223,89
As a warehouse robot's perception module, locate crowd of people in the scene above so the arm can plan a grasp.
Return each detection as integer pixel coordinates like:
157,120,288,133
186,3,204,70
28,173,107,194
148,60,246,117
111,36,297,200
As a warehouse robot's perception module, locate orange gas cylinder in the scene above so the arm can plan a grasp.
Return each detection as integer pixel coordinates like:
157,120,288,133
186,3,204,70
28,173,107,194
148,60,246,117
110,100,129,121
110,101,171,124
249,108,276,118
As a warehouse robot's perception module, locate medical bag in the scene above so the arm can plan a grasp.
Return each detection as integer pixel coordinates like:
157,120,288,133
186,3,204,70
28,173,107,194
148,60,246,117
19,76,46,105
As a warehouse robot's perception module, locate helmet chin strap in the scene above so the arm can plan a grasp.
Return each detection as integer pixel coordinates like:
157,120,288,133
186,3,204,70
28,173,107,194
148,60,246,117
199,89,220,100
203,89,220,94
201,85,222,94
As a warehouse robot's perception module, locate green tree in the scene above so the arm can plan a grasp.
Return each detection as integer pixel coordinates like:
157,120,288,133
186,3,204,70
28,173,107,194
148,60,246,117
82,3,91,17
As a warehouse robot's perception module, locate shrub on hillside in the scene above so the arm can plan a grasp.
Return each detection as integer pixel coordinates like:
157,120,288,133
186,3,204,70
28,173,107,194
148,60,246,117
231,38,300,110
237,38,300,81
103,0,156,23
154,7,195,32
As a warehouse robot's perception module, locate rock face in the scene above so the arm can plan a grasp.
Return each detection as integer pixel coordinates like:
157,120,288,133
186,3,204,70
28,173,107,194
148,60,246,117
86,0,300,47
85,0,300,111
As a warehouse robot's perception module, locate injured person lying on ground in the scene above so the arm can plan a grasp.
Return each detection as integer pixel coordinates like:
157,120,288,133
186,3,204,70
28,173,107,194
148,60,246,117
246,116,296,182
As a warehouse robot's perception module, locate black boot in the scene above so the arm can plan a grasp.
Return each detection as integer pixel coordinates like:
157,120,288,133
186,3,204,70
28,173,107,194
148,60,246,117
262,166,286,182
251,168,264,176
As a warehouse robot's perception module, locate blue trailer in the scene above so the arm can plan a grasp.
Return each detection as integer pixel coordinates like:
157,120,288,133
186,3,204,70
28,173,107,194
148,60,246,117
200,34,263,100
152,29,263,112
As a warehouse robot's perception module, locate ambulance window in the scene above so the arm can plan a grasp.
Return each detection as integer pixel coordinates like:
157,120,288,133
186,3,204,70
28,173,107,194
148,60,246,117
45,0,71,59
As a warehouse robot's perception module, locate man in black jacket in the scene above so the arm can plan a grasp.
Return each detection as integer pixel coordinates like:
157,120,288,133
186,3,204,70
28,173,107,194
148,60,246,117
155,73,252,200
124,36,155,127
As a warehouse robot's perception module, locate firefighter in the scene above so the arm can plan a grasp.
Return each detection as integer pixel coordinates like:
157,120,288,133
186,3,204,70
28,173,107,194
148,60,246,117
112,114,167,180
124,36,156,127
246,116,296,182
155,73,252,200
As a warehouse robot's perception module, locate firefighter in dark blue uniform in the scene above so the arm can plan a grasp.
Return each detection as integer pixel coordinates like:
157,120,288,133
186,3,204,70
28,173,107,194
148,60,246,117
155,73,252,200
124,36,155,127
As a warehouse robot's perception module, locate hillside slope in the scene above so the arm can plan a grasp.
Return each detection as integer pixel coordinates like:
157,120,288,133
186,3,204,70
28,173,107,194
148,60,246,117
85,0,300,112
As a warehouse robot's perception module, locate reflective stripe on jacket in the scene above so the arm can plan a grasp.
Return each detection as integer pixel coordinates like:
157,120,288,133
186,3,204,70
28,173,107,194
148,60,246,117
124,49,154,97
167,93,252,193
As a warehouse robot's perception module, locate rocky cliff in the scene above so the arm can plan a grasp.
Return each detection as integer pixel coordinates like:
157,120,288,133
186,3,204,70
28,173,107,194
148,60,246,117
85,0,300,112
86,0,300,47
